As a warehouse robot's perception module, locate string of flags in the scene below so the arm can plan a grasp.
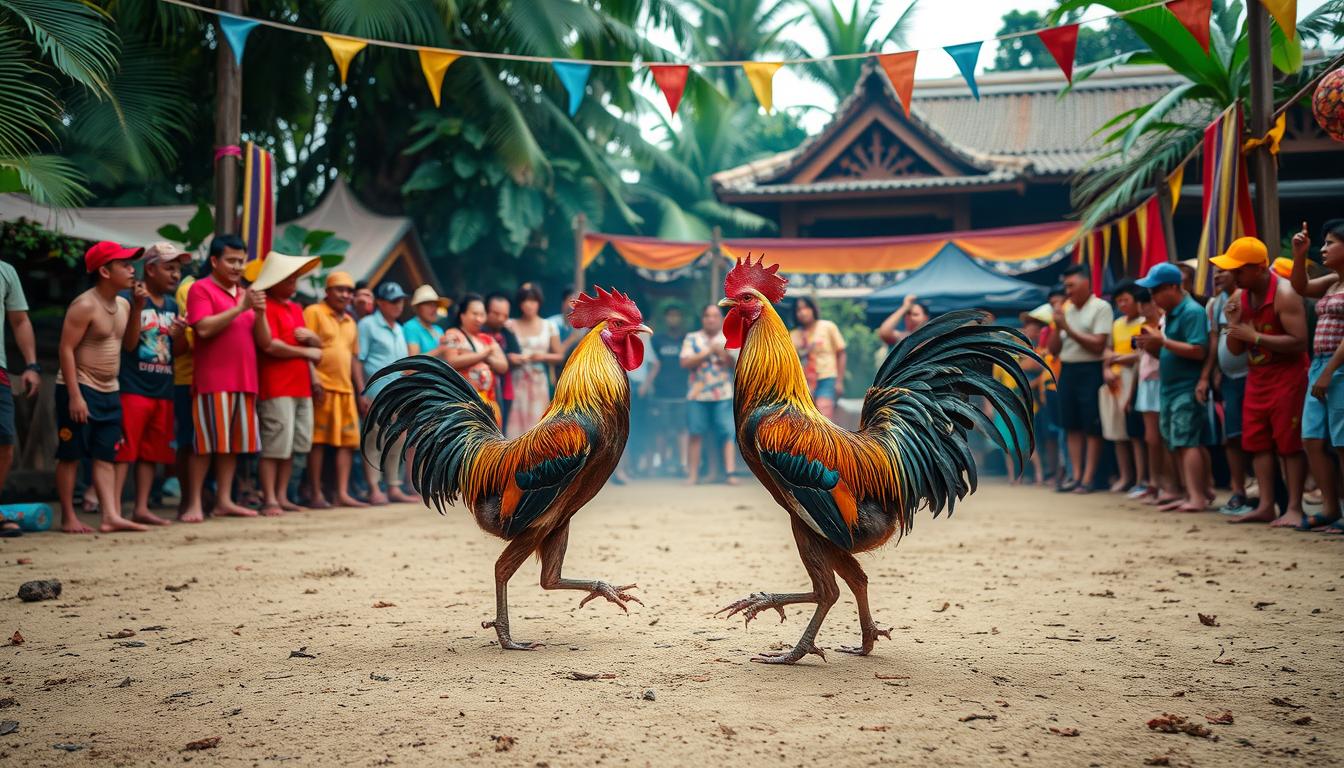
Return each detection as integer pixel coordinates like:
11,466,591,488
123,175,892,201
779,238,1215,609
161,0,1298,118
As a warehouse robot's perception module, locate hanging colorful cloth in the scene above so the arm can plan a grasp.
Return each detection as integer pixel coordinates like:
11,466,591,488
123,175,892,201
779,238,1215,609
1195,106,1255,294
241,141,275,268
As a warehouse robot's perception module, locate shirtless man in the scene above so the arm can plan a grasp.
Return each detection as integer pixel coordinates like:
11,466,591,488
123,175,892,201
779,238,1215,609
56,242,149,534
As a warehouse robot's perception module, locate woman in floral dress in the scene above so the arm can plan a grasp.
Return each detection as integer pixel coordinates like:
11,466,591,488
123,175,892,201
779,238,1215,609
506,283,563,437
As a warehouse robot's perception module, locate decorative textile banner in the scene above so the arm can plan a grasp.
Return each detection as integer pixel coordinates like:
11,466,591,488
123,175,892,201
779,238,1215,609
877,51,918,116
241,141,275,265
943,42,983,100
1141,197,1169,272
1260,0,1297,40
743,62,784,113
1037,24,1079,83
419,50,459,107
582,234,706,270
1118,214,1131,270
650,65,690,116
552,62,592,116
1168,164,1184,211
1196,106,1255,293
322,34,366,85
1166,0,1212,55
219,16,258,67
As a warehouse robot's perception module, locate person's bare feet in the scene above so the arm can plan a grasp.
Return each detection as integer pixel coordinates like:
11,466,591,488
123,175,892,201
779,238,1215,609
1270,509,1305,528
1229,506,1276,524
1109,478,1132,493
100,515,149,533
1158,496,1186,511
1178,497,1213,513
682,476,697,486
333,494,367,508
131,509,172,526
61,516,95,534
307,495,333,510
279,499,304,512
366,490,389,506
725,475,740,486
213,499,259,518
387,488,420,504
259,503,284,517
177,507,205,523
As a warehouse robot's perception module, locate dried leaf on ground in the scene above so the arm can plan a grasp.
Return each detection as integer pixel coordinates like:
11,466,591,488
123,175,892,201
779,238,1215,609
719,724,736,738
1270,697,1303,709
8,631,22,646
1143,757,1171,766
372,601,396,608
289,647,316,659
1049,727,1080,736
492,735,516,752
1146,713,1212,738
1293,716,1313,725
183,737,220,751
568,672,615,681
1198,613,1219,627
1205,711,1234,725
859,725,889,732
933,602,950,613
106,629,135,639
874,673,910,680
959,713,996,722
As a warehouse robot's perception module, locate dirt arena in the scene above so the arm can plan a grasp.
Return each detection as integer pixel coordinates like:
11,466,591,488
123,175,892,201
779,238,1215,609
1,481,1340,766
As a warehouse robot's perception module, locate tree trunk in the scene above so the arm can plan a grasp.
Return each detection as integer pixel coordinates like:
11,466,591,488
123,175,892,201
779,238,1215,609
213,0,244,235
1247,0,1279,256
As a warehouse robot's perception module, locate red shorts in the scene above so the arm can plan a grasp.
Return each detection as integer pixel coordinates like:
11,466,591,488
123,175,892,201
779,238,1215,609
1241,364,1307,455
115,393,176,464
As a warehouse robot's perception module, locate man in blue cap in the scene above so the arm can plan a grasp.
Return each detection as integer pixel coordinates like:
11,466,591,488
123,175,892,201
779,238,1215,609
1136,262,1213,512
357,281,417,505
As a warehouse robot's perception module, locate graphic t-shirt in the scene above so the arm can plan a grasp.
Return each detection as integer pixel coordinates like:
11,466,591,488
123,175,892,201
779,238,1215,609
119,293,178,399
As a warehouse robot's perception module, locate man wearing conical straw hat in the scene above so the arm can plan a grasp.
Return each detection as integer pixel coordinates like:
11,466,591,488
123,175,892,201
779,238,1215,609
250,252,322,516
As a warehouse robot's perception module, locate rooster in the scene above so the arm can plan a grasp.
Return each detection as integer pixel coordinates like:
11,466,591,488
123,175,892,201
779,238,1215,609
363,287,651,650
716,257,1039,664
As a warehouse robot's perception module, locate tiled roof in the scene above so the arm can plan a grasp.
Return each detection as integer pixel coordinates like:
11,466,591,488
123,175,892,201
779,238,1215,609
721,170,1024,196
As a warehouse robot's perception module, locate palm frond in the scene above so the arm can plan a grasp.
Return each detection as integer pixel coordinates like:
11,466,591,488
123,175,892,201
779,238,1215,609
0,25,58,157
0,153,89,207
0,0,118,98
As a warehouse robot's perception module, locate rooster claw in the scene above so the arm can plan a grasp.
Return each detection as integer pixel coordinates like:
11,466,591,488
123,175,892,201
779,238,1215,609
578,582,641,612
715,592,788,627
751,643,827,665
482,620,544,651
835,625,893,656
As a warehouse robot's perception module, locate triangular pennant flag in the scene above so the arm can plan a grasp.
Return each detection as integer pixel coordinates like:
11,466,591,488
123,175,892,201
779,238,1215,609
1166,0,1212,54
1036,24,1079,83
943,42,983,100
1118,214,1131,271
742,62,784,112
418,50,460,107
219,17,258,67
552,62,592,116
650,65,690,116
877,51,918,116
322,35,367,85
1101,223,1113,269
1136,201,1150,252
1260,0,1297,41
1167,164,1184,213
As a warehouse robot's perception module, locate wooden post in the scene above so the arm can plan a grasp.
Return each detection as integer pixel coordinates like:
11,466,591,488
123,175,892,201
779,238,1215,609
1247,0,1280,255
213,0,244,235
1156,180,1179,263
573,212,587,294
708,226,723,306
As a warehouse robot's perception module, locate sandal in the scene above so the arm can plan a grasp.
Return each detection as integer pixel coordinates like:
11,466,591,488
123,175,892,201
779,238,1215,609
0,520,21,538
1319,519,1344,534
1055,480,1079,494
1297,513,1339,532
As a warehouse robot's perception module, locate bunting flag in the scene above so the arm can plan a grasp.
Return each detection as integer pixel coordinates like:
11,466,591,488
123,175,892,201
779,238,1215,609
1090,229,1105,295
1195,107,1248,293
650,65,690,116
1036,23,1079,83
1101,223,1113,271
581,235,608,268
1261,0,1297,40
219,16,258,67
322,34,366,85
418,50,459,107
552,62,592,116
1168,164,1184,212
877,51,918,116
1166,0,1212,55
1136,204,1149,254
1117,214,1131,271
943,42,983,100
241,141,275,266
1142,197,1169,271
743,62,784,113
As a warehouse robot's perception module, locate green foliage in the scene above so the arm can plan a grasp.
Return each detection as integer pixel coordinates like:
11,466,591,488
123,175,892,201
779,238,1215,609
779,0,917,101
818,298,880,395
0,217,89,266
157,201,215,253
272,224,351,293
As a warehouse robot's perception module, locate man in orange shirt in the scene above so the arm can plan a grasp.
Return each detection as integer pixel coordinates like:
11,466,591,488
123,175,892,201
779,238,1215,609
303,272,366,508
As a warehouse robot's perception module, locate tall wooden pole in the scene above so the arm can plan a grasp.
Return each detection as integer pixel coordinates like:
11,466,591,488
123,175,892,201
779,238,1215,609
709,226,723,307
573,212,587,294
213,0,244,235
1247,0,1280,256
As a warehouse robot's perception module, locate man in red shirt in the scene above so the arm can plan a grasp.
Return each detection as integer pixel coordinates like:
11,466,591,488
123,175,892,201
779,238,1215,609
252,253,321,516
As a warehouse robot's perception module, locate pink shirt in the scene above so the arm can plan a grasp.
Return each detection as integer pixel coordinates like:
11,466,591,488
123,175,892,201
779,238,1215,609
187,275,258,395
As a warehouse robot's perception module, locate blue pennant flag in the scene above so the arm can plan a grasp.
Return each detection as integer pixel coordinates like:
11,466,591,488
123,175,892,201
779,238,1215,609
220,17,259,67
943,41,983,100
552,62,592,116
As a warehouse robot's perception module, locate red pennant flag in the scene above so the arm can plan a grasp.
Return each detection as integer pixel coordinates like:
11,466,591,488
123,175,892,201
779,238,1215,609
1166,0,1212,54
1142,197,1169,271
877,51,918,116
1036,24,1079,83
650,65,690,116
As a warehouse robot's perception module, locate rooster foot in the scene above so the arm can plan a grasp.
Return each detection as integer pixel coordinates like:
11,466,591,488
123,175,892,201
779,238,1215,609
482,620,544,651
836,624,893,656
715,592,789,627
577,582,642,612
751,642,827,665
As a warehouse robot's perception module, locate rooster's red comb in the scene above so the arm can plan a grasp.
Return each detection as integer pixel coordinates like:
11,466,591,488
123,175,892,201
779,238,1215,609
723,253,787,304
568,286,643,330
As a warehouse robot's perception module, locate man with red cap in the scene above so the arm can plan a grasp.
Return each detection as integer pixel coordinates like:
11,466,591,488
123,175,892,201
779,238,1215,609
56,241,148,533
1216,237,1311,527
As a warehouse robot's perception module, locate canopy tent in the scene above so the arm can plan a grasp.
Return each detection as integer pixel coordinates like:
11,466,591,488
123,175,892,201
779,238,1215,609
864,243,1048,319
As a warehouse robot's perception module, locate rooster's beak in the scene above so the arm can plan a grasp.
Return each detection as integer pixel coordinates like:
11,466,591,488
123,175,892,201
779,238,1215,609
718,298,737,308
634,324,653,336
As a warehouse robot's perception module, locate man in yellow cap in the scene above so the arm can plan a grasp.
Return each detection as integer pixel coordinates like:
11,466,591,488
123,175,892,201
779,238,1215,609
1213,237,1310,528
303,271,366,508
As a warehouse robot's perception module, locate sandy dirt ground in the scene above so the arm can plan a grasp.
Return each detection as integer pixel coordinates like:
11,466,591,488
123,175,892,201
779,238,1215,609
1,480,1341,767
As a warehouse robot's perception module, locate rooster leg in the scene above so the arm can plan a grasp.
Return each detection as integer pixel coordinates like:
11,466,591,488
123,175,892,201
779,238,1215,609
539,523,642,612
750,519,839,665
830,550,891,656
483,537,544,651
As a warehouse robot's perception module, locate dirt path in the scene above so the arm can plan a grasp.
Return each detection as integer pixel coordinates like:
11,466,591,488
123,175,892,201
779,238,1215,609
1,481,1340,766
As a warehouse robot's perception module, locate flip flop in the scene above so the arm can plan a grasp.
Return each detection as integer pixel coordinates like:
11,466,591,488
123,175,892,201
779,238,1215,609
1055,480,1079,494
0,521,21,538
1319,519,1344,534
1297,513,1338,532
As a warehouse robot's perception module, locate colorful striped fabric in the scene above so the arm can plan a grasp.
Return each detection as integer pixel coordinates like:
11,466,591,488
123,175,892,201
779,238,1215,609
1196,107,1256,294
241,141,275,265
193,391,261,454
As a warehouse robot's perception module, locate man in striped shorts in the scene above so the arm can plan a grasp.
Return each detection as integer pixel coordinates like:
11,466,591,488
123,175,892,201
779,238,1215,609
180,236,273,522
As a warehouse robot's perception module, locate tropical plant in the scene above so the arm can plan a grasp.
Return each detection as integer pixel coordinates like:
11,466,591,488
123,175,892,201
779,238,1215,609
990,9,1145,72
682,0,803,97
272,224,350,294
778,0,917,102
157,201,216,255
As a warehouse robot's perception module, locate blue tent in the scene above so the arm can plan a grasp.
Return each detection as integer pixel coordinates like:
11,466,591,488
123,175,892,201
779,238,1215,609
865,243,1048,320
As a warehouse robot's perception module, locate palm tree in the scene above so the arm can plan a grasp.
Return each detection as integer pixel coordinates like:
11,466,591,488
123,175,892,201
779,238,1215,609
780,0,918,102
682,0,803,98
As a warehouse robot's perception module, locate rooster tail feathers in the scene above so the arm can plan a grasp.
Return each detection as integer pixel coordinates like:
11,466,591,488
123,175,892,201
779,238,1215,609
861,310,1041,520
361,355,502,513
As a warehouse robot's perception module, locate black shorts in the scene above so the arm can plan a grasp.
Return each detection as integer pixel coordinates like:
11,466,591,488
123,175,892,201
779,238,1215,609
0,380,14,446
1058,361,1104,436
56,384,123,462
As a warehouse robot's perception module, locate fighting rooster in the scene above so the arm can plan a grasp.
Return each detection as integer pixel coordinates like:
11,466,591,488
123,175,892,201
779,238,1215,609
717,257,1038,664
363,288,651,650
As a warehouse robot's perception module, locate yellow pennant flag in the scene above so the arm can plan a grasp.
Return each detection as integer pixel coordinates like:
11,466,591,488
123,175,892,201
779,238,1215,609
1135,204,1149,252
1167,164,1184,213
323,35,367,86
418,50,460,107
742,62,784,113
1101,223,1113,269
1260,0,1297,40
1118,214,1130,270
